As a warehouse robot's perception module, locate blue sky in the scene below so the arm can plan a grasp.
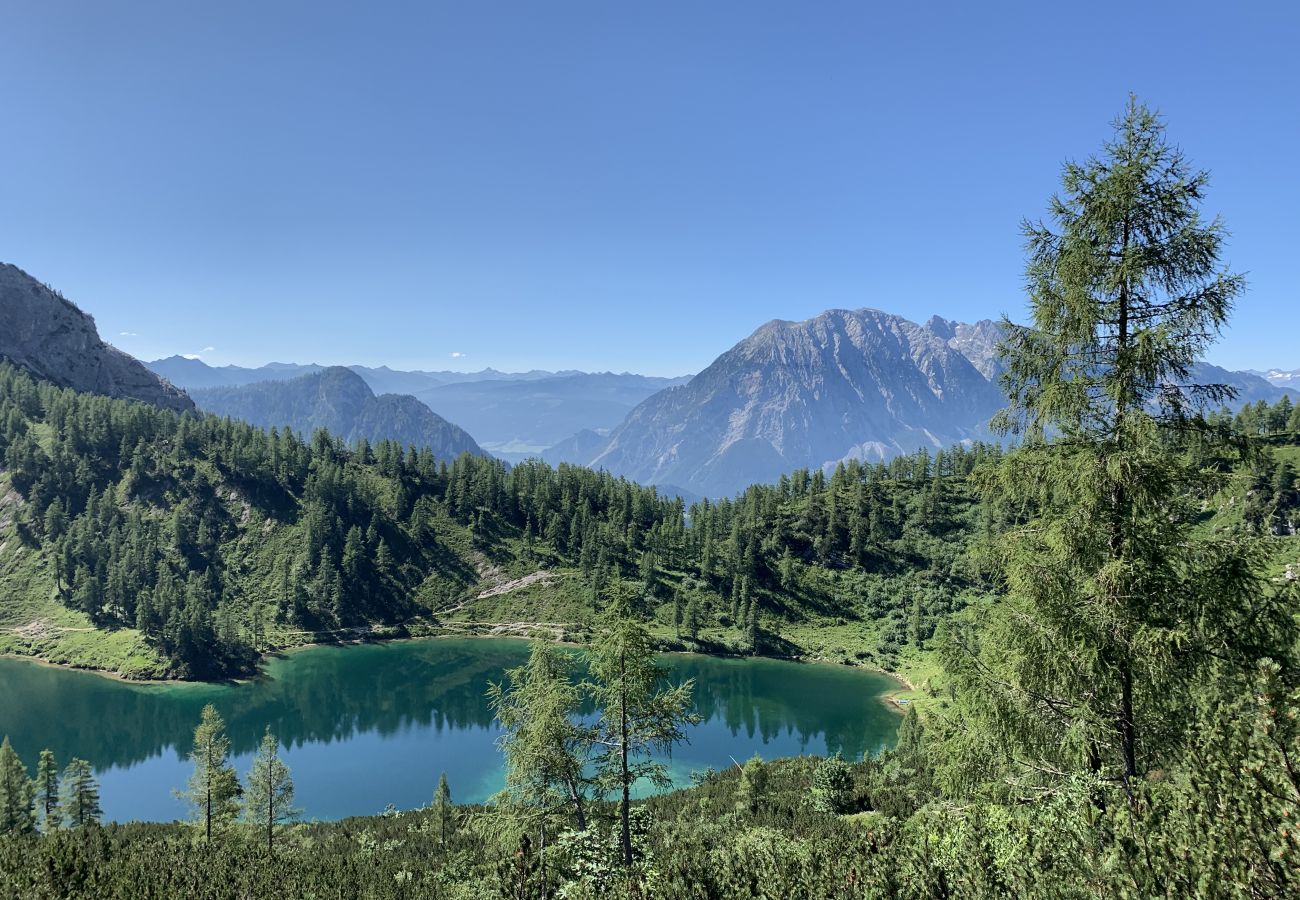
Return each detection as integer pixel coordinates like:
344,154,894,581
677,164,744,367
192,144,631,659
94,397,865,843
2,1,1295,376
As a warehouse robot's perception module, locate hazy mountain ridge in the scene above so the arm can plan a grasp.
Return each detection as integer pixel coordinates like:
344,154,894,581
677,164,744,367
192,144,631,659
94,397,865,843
0,263,193,412
147,356,594,393
415,372,690,458
190,367,485,461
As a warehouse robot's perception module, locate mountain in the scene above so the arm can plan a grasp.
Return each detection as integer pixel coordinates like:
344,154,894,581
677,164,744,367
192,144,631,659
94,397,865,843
1191,362,1293,405
0,263,193,411
414,373,691,459
586,309,1006,498
1248,367,1300,390
190,367,485,460
147,357,591,394
541,428,612,467
147,356,323,390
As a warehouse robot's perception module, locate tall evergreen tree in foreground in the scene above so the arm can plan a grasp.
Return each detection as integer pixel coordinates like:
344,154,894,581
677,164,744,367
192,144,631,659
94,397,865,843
178,705,241,841
948,98,1295,799
586,591,699,868
243,727,299,852
0,738,35,835
34,750,61,832
57,759,101,828
489,641,593,835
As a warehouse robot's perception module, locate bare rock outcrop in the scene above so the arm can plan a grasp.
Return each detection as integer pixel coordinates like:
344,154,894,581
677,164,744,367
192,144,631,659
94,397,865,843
0,263,193,412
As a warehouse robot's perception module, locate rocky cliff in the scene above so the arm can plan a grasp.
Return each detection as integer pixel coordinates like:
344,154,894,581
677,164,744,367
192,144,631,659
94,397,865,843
0,263,193,411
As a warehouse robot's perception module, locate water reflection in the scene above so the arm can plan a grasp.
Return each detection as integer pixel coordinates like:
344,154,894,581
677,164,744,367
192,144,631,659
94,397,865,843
0,639,898,820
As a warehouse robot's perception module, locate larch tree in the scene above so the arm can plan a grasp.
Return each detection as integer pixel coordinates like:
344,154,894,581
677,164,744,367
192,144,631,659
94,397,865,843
57,759,102,828
948,98,1296,800
242,727,299,853
0,737,35,835
178,704,241,841
34,749,61,832
488,640,594,895
586,591,699,868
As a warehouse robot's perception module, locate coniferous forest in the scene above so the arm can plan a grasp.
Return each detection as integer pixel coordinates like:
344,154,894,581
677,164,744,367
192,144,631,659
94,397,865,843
1,103,1298,898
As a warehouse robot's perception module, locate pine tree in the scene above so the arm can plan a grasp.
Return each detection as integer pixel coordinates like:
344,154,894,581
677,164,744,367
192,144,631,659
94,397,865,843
431,772,454,846
178,704,241,840
684,591,702,642
586,591,699,867
242,727,299,852
34,749,61,831
57,758,102,828
950,99,1293,800
0,737,35,834
809,752,853,814
894,704,926,767
744,600,760,654
734,754,769,815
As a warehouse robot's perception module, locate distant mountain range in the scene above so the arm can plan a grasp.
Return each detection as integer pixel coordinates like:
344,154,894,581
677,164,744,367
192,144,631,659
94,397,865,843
150,356,687,462
190,367,485,461
556,310,1295,498
413,373,689,460
147,356,590,393
0,263,192,411
1248,368,1300,389
6,261,1291,500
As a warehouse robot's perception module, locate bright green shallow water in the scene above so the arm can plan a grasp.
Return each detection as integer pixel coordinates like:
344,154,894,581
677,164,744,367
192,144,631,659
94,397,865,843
0,638,899,822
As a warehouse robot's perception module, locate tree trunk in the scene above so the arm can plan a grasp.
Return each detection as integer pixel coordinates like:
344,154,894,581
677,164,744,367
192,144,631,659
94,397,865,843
1120,661,1138,791
619,645,632,868
565,778,587,831
539,820,548,900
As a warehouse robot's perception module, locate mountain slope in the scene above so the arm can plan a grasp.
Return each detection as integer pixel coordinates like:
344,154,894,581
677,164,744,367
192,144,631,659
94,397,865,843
191,367,485,460
0,263,193,411
588,309,1005,497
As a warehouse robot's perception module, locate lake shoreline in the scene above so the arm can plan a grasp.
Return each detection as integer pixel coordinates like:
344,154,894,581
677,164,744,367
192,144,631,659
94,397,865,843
2,625,916,703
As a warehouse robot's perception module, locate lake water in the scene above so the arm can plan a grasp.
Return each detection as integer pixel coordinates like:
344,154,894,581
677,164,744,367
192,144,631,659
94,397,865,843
0,638,900,822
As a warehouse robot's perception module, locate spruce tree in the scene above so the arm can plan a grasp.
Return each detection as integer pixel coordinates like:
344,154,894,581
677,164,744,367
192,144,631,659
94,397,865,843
242,727,299,852
431,772,454,846
586,591,699,867
34,749,61,832
949,98,1294,799
178,704,241,840
57,759,102,828
0,737,35,834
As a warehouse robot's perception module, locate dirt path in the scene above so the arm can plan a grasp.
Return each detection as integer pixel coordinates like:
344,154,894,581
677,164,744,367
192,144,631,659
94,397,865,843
2,620,97,638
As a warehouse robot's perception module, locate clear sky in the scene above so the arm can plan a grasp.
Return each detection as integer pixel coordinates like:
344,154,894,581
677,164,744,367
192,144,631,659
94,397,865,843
2,1,1296,376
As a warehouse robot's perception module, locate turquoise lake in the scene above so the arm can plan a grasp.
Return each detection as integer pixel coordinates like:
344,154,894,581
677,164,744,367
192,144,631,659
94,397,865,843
0,638,900,822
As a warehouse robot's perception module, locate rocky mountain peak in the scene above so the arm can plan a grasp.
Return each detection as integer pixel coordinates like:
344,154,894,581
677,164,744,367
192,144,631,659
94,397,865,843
0,263,193,411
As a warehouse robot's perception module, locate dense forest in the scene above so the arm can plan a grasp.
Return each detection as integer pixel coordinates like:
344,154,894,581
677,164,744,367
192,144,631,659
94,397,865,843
1,101,1299,897
0,354,1014,678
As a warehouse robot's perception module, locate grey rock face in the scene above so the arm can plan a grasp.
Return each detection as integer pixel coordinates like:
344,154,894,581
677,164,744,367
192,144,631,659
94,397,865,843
0,263,193,411
588,308,1006,498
